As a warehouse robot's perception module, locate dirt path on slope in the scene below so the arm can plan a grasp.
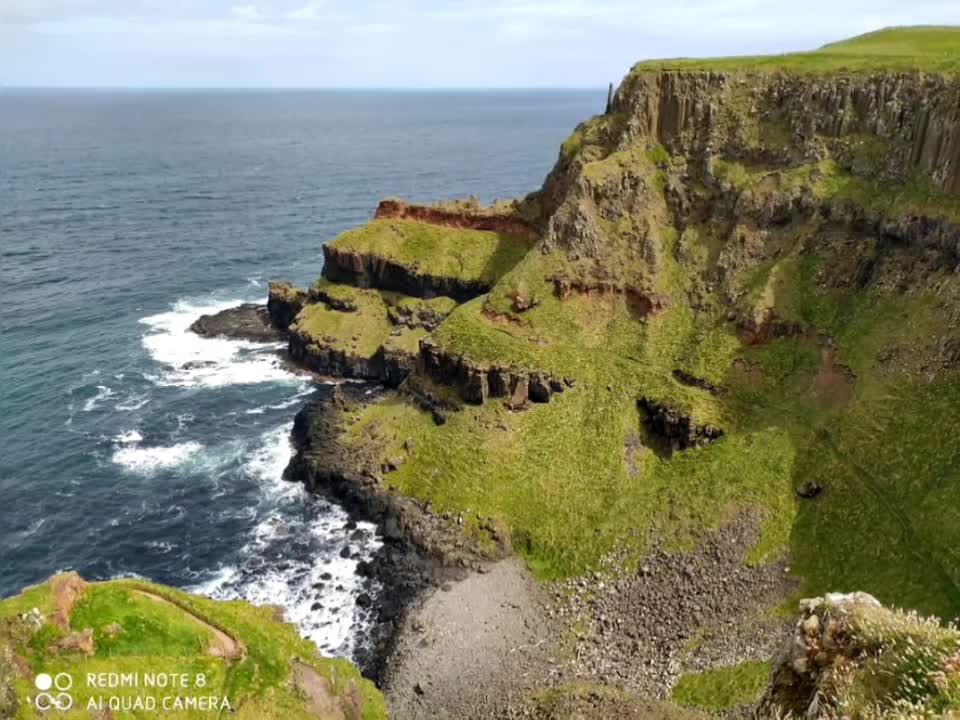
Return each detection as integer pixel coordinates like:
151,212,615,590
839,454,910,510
291,660,365,720
133,590,245,660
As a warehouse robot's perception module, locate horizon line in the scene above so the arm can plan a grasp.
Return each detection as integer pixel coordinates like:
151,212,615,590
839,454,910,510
0,84,607,92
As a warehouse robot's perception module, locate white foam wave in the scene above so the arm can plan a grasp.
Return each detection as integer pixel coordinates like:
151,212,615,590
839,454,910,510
113,430,143,444
243,387,314,416
190,423,382,658
112,441,204,474
247,423,296,494
83,385,115,411
115,393,151,411
189,565,240,596
146,540,178,554
139,297,301,389
12,518,46,546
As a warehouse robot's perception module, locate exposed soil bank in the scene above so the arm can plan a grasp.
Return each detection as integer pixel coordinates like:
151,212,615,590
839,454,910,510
374,198,540,243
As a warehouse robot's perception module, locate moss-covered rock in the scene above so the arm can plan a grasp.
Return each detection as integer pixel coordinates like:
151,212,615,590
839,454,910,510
759,592,960,719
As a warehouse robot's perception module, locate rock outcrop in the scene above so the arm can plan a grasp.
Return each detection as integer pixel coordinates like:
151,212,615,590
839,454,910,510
418,339,569,407
287,329,415,387
267,280,308,330
321,244,492,303
190,303,284,342
638,397,723,453
757,592,960,720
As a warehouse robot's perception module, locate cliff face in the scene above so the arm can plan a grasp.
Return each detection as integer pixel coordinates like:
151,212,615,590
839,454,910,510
611,71,960,189
544,69,960,263
180,28,960,720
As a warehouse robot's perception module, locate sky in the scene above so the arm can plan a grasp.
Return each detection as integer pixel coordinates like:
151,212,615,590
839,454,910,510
1,1,959,87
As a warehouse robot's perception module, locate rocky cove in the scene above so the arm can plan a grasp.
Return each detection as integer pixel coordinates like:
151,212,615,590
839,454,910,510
181,27,960,719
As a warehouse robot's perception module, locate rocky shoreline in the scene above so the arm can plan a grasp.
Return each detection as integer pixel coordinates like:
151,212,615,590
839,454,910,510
282,384,505,680
186,264,799,717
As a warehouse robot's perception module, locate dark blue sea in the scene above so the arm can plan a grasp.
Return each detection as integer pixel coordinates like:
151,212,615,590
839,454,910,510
0,88,602,659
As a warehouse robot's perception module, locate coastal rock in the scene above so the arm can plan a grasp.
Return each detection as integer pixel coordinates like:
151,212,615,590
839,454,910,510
287,330,416,388
418,339,567,408
189,303,284,342
559,512,794,699
267,280,308,331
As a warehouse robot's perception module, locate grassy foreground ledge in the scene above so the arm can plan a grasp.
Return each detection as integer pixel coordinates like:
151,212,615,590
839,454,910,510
0,573,386,720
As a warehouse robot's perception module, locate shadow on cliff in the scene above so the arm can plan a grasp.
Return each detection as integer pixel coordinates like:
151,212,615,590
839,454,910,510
476,233,538,289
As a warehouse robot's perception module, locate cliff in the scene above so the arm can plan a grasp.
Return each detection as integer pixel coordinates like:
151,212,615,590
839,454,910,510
187,26,960,719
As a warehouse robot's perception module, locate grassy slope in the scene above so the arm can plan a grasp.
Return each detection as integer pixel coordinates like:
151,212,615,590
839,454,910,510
0,576,386,720
632,26,960,74
329,219,534,285
344,224,797,579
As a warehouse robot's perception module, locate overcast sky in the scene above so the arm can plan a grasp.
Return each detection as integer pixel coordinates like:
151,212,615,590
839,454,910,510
2,1,959,87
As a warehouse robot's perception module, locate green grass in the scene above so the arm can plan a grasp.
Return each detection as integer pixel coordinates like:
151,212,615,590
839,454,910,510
328,218,534,285
0,576,386,720
295,290,394,357
347,244,798,579
69,585,212,658
671,661,771,711
632,26,960,74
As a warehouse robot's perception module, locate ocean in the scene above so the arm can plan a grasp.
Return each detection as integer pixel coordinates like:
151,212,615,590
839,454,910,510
0,88,602,661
